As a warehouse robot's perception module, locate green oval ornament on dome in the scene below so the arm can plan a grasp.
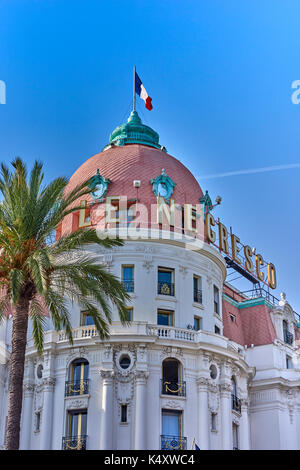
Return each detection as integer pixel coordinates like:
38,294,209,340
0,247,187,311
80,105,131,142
103,110,167,152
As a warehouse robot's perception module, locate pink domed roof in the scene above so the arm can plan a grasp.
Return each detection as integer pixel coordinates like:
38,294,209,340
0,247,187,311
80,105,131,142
69,144,202,202
61,144,204,236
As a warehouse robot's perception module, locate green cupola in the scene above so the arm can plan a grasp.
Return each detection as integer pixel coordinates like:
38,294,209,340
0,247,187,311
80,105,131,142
102,110,167,152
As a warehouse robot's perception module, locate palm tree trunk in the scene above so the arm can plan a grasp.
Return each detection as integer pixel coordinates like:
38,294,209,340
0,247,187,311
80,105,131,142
5,296,30,450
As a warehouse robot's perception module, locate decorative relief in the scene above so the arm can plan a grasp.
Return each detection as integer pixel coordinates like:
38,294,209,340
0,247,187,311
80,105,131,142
42,377,56,390
103,254,113,270
66,397,89,410
100,370,114,380
23,383,35,396
219,382,232,394
163,400,184,410
134,370,149,381
208,387,219,413
179,265,188,278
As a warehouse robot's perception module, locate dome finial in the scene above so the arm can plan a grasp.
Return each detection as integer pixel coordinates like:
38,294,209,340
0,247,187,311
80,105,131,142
103,110,167,152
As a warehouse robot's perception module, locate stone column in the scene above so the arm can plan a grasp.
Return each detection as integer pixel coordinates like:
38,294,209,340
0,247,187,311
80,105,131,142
40,377,56,449
196,378,210,449
134,370,148,450
239,399,250,450
220,382,232,450
20,383,35,449
99,370,114,449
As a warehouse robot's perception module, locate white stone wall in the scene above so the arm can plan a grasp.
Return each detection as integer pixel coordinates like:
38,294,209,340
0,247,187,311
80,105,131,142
0,239,299,450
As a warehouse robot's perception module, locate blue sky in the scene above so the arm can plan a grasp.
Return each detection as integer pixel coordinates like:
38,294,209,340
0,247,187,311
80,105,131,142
0,0,300,311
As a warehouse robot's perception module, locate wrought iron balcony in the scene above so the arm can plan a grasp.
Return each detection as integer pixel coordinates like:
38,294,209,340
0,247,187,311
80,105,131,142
158,282,175,296
193,289,203,304
161,379,186,397
232,394,241,413
65,379,89,397
122,280,134,293
161,435,187,450
62,435,87,450
283,329,293,345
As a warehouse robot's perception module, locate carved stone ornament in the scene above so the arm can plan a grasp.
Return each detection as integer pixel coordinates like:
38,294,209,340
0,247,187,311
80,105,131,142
100,370,114,380
163,400,184,410
220,382,232,394
134,370,149,382
42,377,56,390
208,388,220,413
150,169,176,203
66,397,89,410
179,265,188,278
196,377,209,390
23,383,35,396
115,373,134,403
115,350,136,375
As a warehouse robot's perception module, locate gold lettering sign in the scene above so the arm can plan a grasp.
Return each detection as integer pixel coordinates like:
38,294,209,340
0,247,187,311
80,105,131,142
79,201,91,228
218,222,229,254
256,254,264,281
244,245,253,273
267,263,277,289
231,234,242,265
205,213,216,243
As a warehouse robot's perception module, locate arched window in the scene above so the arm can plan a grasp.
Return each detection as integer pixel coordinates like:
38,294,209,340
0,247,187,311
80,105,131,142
161,358,186,397
65,358,89,397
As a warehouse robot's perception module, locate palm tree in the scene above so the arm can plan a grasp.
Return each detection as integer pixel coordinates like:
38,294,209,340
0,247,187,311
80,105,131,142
0,158,130,450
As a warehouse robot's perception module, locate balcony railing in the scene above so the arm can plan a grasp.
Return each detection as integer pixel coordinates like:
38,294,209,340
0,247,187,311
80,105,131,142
157,282,175,296
122,280,134,293
161,379,186,397
232,394,241,413
283,329,294,345
161,435,187,450
65,379,89,397
193,289,203,304
62,435,87,450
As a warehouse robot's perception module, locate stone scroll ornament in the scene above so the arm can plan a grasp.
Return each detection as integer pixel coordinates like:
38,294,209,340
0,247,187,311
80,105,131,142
150,169,176,203
88,169,111,201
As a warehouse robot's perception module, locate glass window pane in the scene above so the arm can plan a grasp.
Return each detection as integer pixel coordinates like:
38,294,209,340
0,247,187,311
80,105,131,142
158,270,172,284
158,311,172,326
162,411,180,436
122,266,133,280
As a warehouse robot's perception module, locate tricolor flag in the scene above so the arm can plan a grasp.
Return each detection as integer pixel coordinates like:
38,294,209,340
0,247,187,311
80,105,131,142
191,438,200,450
135,71,153,111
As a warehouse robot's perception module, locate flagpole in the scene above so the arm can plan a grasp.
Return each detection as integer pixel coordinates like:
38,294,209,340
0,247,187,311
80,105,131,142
133,65,136,111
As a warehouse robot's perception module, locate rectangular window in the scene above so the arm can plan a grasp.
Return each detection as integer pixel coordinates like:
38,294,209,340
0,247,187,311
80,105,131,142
122,265,134,292
286,355,293,369
121,405,128,423
68,410,87,437
193,276,202,303
194,316,201,331
213,285,220,315
157,309,174,326
158,268,174,296
125,307,133,321
211,413,217,431
232,423,239,450
230,314,236,323
215,325,221,335
35,412,41,432
80,311,95,326
162,409,182,436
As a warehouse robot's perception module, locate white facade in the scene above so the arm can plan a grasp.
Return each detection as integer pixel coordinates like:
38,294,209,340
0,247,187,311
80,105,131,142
0,239,299,450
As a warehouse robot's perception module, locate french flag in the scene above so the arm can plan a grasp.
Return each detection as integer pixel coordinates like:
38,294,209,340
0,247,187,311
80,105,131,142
135,71,153,111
